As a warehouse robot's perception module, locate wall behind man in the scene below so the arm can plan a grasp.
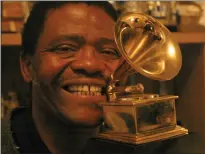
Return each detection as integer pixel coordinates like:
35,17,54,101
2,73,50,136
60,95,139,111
2,46,30,106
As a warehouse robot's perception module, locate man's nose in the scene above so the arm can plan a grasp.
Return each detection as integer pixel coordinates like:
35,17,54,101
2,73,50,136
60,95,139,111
70,45,104,76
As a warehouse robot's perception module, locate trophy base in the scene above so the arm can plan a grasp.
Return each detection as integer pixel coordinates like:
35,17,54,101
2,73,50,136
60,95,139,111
97,125,188,145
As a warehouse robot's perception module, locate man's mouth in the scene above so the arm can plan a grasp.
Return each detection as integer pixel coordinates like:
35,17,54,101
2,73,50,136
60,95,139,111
62,85,106,96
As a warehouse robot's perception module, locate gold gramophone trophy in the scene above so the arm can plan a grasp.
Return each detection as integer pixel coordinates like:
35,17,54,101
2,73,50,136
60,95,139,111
97,12,188,145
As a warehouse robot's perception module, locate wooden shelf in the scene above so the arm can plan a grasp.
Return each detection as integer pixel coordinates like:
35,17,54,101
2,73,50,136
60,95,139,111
172,32,205,44
2,33,22,46
1,32,205,46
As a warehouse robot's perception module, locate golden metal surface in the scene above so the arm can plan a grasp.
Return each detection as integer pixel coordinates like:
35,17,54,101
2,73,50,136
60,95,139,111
101,95,178,106
97,12,187,145
101,96,177,134
109,12,182,91
98,126,188,145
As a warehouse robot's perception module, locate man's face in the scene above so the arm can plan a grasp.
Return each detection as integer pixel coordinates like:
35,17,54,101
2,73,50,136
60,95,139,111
31,3,120,126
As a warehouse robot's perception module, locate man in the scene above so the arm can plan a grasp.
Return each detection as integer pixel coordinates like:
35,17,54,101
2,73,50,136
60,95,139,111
3,1,120,154
2,1,205,154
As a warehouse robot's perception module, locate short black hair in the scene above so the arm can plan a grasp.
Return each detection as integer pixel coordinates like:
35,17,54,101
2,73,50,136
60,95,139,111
21,1,118,57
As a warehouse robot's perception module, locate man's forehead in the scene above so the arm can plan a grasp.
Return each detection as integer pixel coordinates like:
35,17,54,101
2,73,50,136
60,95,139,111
46,35,116,47
37,3,116,49
45,3,115,28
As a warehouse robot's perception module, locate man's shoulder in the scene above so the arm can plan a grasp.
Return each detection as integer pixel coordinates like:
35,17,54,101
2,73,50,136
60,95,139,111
83,133,205,154
1,107,30,154
2,107,50,154
10,107,50,154
1,118,20,154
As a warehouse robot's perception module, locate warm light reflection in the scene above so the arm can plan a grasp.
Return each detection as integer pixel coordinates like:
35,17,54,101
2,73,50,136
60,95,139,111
168,45,175,58
130,18,135,22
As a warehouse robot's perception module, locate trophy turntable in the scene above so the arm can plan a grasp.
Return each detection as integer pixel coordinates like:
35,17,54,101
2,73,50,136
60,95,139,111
97,12,188,145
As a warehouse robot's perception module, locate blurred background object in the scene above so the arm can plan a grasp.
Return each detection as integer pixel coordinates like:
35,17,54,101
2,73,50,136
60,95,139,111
177,1,205,32
109,1,205,32
1,2,33,119
1,2,34,33
1,91,20,120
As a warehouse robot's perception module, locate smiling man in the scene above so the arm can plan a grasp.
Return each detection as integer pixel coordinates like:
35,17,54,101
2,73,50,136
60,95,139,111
7,1,120,154
25,2,120,127
2,1,205,154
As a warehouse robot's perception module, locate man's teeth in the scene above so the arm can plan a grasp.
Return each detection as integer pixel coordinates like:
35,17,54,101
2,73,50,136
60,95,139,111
68,85,102,96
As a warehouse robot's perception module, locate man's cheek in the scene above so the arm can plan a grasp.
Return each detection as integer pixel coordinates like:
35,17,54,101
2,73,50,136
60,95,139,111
32,82,57,104
33,54,74,83
104,59,121,74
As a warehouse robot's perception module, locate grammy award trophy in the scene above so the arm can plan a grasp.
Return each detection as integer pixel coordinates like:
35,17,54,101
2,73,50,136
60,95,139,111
97,12,188,145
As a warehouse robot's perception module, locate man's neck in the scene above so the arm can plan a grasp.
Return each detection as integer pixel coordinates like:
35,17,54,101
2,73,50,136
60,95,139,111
32,104,100,154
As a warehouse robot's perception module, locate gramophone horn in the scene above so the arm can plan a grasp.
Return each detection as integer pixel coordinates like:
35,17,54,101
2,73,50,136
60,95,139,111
100,13,188,143
114,12,182,82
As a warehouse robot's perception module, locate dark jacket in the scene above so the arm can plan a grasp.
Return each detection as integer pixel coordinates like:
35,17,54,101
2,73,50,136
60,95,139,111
2,107,205,154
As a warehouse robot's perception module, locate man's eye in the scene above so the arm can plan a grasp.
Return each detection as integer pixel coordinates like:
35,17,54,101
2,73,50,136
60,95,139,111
51,44,78,53
100,48,121,59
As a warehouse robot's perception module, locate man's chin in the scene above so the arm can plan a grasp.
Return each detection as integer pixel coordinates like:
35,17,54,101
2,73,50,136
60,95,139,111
75,118,104,128
57,109,104,128
63,116,104,128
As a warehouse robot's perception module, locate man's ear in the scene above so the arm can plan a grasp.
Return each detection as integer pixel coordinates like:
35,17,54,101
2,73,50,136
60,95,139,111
20,54,33,82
